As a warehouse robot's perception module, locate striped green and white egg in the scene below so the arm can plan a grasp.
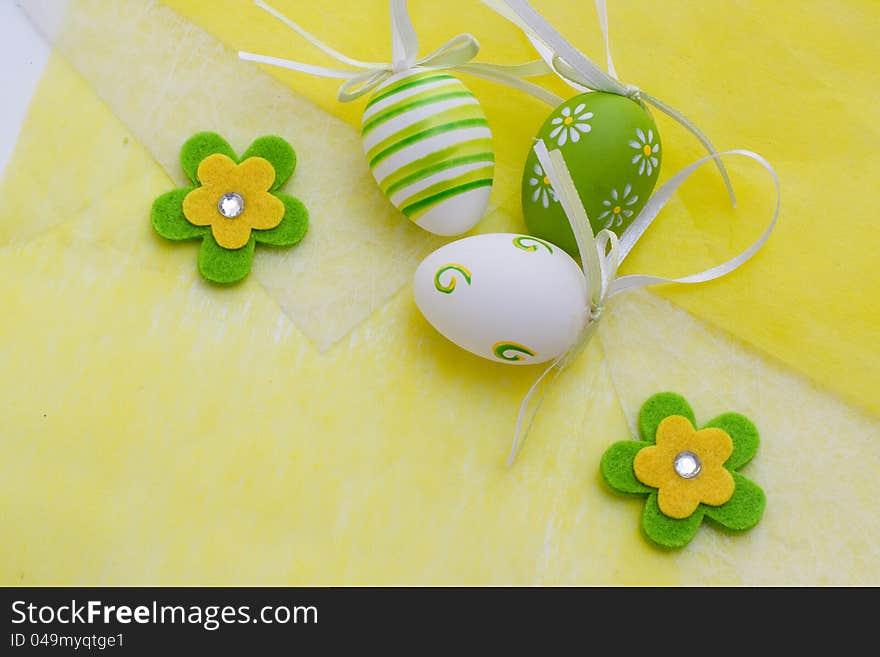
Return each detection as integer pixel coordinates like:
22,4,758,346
361,68,495,236
414,233,589,365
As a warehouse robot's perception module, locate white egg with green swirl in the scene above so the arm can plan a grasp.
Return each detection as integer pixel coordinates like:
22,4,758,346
414,233,588,364
362,68,495,236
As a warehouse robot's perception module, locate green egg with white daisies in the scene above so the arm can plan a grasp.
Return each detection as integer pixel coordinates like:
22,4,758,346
522,91,661,258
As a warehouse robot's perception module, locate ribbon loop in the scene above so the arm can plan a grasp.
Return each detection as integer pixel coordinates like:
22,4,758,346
415,33,481,69
239,0,565,105
482,0,737,207
337,69,394,103
594,229,620,303
506,139,780,465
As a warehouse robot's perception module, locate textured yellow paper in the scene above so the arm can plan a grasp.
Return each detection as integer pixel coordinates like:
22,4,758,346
165,0,880,417
601,291,880,583
3,1,880,586
0,57,661,584
3,55,880,585
20,0,453,352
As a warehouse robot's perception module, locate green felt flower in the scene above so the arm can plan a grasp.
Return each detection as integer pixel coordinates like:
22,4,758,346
600,392,765,549
151,132,308,284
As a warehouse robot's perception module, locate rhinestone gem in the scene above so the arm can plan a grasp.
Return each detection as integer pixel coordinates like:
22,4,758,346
218,192,245,218
673,451,702,479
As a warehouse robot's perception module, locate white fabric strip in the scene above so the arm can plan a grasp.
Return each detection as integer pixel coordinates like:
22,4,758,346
17,0,450,352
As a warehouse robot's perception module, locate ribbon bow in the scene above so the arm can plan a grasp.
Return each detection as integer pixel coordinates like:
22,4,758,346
507,140,780,465
482,0,737,206
239,0,562,105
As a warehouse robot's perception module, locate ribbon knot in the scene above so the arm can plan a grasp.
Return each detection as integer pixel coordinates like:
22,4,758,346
239,0,564,106
238,1,480,102
507,142,623,466
624,84,641,101
506,140,780,466
337,32,482,100
482,0,738,207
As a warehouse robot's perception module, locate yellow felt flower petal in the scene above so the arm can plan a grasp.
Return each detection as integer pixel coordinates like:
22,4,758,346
182,185,220,227
633,443,676,490
196,152,236,186
210,216,253,250
236,156,276,194
657,484,701,520
7,0,880,588
164,0,880,421
654,415,696,450
184,155,282,246
242,192,284,231
697,467,736,507
692,427,734,469
634,415,736,518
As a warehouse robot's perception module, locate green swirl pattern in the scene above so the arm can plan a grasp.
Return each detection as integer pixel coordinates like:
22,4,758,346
434,264,472,294
493,342,536,362
513,236,554,254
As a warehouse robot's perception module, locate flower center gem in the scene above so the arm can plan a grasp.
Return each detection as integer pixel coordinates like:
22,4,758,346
218,192,245,218
613,206,621,214
543,176,550,185
673,450,702,479
643,144,652,156
564,116,574,126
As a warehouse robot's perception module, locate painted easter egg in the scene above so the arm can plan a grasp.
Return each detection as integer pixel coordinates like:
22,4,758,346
362,68,495,236
413,233,588,365
522,91,661,258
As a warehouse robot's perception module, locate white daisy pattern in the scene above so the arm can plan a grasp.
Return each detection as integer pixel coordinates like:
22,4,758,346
630,128,660,176
549,103,593,147
598,184,639,228
527,162,558,209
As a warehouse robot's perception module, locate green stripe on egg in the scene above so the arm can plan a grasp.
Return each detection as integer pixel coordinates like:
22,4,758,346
364,71,456,110
379,140,495,196
400,167,494,220
361,89,476,136
367,117,490,168
361,68,494,236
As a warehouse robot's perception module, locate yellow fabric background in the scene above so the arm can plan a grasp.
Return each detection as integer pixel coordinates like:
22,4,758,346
2,0,879,585
167,0,880,417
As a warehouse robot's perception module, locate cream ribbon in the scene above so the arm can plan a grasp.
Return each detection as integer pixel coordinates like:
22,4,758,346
507,140,781,465
482,0,737,207
238,0,564,106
